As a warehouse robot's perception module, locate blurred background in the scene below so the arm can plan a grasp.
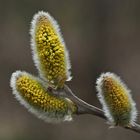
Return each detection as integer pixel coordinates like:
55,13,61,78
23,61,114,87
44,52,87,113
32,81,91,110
0,0,140,140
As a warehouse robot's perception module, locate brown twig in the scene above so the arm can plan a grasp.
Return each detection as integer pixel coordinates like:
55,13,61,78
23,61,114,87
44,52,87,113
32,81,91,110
63,84,140,134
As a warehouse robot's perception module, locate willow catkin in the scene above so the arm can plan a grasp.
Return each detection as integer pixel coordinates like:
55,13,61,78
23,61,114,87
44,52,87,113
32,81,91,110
10,71,77,122
96,72,137,126
30,11,71,89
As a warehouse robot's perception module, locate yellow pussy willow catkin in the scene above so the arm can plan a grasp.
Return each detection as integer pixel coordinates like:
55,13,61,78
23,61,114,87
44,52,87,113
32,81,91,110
31,11,71,89
96,72,137,126
10,71,76,122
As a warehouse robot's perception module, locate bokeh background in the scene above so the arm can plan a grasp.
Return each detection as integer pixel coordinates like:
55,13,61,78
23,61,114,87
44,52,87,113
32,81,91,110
0,0,140,140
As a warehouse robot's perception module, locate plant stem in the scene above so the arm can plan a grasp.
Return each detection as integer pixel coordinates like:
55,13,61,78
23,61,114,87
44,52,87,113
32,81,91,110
63,84,140,134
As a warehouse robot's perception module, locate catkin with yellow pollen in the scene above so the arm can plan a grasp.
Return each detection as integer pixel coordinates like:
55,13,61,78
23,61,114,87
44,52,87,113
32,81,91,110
96,72,137,126
30,11,71,89
10,71,76,122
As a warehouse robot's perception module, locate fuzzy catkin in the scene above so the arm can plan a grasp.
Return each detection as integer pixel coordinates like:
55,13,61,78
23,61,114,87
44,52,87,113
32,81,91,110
96,72,137,126
30,11,71,89
10,71,77,122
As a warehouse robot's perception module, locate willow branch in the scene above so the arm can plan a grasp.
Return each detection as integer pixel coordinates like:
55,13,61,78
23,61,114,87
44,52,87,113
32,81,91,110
63,84,140,134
